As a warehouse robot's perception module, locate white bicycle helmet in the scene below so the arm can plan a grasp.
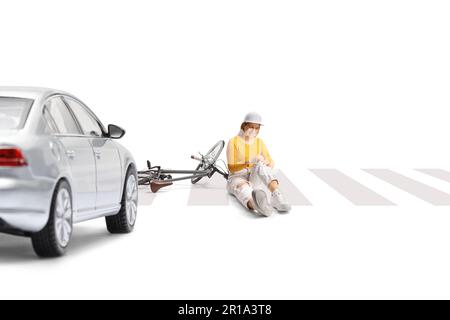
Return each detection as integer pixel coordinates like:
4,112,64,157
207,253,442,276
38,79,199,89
242,112,263,126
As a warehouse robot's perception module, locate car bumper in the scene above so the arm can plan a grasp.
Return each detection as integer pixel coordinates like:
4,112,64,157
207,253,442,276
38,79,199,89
0,177,54,233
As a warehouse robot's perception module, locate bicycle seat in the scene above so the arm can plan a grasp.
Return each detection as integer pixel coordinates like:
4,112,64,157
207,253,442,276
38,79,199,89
150,180,173,193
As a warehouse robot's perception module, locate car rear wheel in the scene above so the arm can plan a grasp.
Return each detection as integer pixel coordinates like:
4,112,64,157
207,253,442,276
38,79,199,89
105,167,138,233
31,180,73,258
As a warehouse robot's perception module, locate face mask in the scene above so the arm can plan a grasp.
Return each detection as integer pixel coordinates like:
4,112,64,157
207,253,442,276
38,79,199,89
244,128,258,138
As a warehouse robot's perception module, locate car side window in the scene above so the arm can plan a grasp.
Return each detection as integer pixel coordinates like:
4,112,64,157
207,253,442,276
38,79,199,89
64,97,103,137
42,106,59,134
46,97,80,134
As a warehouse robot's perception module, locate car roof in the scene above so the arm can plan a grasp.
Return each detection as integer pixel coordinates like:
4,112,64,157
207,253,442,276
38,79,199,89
0,87,87,134
0,86,69,100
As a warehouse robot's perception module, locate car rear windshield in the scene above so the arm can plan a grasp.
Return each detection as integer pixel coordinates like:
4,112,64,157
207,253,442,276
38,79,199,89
0,97,34,130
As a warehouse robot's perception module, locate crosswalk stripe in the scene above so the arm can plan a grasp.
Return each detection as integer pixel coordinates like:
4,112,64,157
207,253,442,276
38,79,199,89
364,169,450,205
310,169,395,205
187,173,229,206
416,169,450,183
277,170,312,205
138,186,158,206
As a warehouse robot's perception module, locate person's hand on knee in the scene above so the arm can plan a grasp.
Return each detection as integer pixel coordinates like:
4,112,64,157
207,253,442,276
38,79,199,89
256,155,271,167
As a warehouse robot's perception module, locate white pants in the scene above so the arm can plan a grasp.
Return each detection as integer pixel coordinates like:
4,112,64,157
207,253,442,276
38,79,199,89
227,162,278,208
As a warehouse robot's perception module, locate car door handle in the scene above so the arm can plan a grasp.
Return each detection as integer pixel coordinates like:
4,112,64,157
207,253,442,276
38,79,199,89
94,150,101,159
66,150,76,159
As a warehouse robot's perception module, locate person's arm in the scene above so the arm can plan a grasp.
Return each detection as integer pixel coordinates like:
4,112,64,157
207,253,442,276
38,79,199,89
227,138,240,172
261,140,274,168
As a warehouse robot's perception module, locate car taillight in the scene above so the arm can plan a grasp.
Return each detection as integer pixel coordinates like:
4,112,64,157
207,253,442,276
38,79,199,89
0,148,28,167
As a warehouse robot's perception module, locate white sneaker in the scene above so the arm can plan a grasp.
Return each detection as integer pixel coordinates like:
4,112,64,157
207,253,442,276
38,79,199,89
271,189,291,212
252,189,274,217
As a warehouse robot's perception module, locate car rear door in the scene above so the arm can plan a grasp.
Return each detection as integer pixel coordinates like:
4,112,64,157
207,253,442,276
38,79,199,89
45,96,97,216
63,96,122,213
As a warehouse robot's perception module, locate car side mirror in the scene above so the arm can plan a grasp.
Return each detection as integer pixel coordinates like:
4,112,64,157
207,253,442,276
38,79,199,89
108,124,126,139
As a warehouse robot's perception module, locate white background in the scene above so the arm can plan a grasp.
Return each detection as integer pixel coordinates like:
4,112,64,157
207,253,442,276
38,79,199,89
1,0,450,299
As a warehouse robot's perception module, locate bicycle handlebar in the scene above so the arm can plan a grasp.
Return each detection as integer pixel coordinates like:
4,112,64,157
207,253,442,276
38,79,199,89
191,155,203,161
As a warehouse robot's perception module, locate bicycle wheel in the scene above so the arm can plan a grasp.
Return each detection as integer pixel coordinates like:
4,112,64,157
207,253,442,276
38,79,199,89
138,177,151,185
191,140,225,184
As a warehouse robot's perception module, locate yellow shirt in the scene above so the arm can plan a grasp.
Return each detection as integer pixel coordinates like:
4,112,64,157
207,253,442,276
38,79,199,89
226,135,274,174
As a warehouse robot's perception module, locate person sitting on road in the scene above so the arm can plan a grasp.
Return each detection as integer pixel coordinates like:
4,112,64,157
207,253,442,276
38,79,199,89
226,112,291,216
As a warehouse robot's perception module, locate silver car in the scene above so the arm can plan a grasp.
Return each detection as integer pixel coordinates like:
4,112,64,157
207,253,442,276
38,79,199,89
0,87,138,257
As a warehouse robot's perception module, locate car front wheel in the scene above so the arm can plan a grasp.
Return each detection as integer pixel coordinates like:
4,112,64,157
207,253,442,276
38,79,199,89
31,180,73,258
106,167,138,233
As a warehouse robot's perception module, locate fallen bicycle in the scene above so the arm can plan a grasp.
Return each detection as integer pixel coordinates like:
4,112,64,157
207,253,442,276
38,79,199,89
138,140,229,192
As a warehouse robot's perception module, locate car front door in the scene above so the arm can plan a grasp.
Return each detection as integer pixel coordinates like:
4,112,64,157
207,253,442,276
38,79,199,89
45,96,97,216
64,96,122,213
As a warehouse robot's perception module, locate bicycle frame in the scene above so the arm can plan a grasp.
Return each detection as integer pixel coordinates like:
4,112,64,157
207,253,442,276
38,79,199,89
156,167,212,183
